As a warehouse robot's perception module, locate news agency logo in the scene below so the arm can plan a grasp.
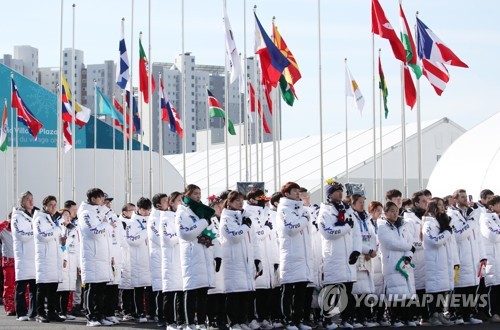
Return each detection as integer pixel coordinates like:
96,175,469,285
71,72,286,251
318,284,348,317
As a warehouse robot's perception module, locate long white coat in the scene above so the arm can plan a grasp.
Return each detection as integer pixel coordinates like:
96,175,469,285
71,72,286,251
176,204,214,290
57,224,80,292
352,211,377,295
148,208,163,291
372,219,385,296
126,213,152,288
160,210,183,292
77,202,113,284
118,216,133,290
305,205,322,288
220,208,260,293
479,211,500,287
207,216,224,295
422,216,458,293
33,210,63,284
277,198,312,285
377,218,415,301
318,202,361,285
102,207,125,286
447,206,485,288
403,210,426,290
245,204,276,289
12,208,36,281
266,207,281,288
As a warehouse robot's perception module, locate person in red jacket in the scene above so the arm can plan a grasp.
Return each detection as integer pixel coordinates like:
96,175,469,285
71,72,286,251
0,212,15,315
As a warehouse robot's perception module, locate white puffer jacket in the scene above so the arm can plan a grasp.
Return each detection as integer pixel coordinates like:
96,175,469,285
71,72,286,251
479,211,500,287
403,210,426,290
372,219,385,295
77,202,113,284
422,216,458,293
148,208,163,291
33,210,63,284
245,204,276,289
377,218,415,301
447,206,485,288
160,210,183,292
305,205,322,288
207,216,224,295
220,208,260,292
277,198,312,285
267,207,281,288
126,212,152,288
318,202,361,285
118,216,133,290
176,204,214,290
57,223,80,292
103,207,125,286
352,211,377,295
12,208,36,281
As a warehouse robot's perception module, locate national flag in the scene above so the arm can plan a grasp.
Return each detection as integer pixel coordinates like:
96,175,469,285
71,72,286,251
160,79,183,138
11,78,43,140
399,3,422,78
420,60,449,96
112,98,135,139
371,0,406,63
207,89,236,135
96,87,125,125
126,90,141,134
272,22,301,86
249,83,271,134
279,75,295,107
378,55,389,119
257,98,271,134
223,5,243,90
0,101,8,152
404,65,417,109
254,12,290,87
345,64,365,114
61,74,91,127
116,21,130,89
63,121,72,153
139,37,156,103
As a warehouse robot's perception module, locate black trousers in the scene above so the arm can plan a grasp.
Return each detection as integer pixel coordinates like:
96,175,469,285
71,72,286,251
155,291,164,321
15,279,37,317
164,291,184,325
36,282,59,317
104,284,119,317
477,278,489,317
488,285,500,317
58,291,71,315
415,289,429,319
184,287,208,325
207,293,227,325
303,287,314,323
134,286,147,317
354,294,372,323
255,289,272,322
336,282,355,323
121,289,134,315
85,282,107,321
427,291,448,315
390,299,411,323
270,287,282,321
453,285,477,320
281,281,308,324
226,291,249,326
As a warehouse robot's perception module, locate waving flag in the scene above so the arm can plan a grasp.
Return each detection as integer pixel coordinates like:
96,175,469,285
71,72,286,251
126,91,141,134
11,78,43,140
404,65,416,109
160,79,183,138
208,89,235,135
223,5,243,90
249,83,271,134
139,36,156,103
399,3,422,78
372,0,406,63
272,22,301,86
0,101,8,152
378,55,389,119
96,87,124,125
63,121,72,153
61,74,91,127
116,20,130,89
345,64,365,114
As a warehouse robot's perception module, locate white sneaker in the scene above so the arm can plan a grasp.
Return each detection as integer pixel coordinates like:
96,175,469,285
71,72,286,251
16,316,29,321
429,313,442,326
230,325,243,330
138,317,148,323
285,323,299,330
325,322,338,330
199,325,208,330
378,319,391,327
106,316,120,324
87,320,102,327
340,321,354,329
391,321,404,328
453,318,464,325
65,314,76,320
248,320,261,330
240,324,253,330
100,319,114,326
122,314,134,321
273,321,284,328
261,320,274,330
490,314,500,323
406,320,417,327
186,324,198,330
437,313,453,326
464,317,482,325
168,325,179,330
362,321,378,327
351,323,363,328
298,323,312,330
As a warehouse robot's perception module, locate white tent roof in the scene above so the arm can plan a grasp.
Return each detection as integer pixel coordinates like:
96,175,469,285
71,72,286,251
427,111,500,199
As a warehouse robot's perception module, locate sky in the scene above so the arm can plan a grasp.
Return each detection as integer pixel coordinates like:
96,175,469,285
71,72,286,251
1,0,499,140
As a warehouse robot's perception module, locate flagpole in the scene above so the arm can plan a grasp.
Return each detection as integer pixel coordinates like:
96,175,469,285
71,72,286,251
243,0,249,182
259,79,264,183
122,89,127,202
181,0,187,187
9,96,14,207
139,32,145,197
224,0,230,190
317,0,324,200
372,35,377,200
4,99,8,210
58,0,64,204
148,0,153,198
272,82,278,193
238,53,242,183
206,85,210,197
379,49,384,199
128,3,134,202
415,11,423,190
159,73,163,193
277,92,281,188
71,3,76,201
400,63,408,197
112,101,116,199
344,59,349,182
11,74,18,203
93,80,97,187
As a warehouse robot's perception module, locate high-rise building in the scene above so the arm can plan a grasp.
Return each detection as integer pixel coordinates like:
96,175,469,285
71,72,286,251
38,67,59,94
62,48,85,104
13,45,38,82
0,54,23,75
86,60,118,107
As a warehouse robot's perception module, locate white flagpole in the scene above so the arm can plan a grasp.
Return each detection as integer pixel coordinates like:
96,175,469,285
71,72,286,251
11,74,18,202
344,59,349,182
277,88,282,188
4,99,9,210
128,4,134,202
224,0,230,190
379,49,384,199
148,0,153,198
253,6,259,182
259,79,264,183
415,11,423,190
181,0,187,187
58,0,64,204
238,54,242,183
71,3,76,201
159,73,163,193
206,86,210,197
401,63,408,197
372,35,377,200
122,89,127,202
9,96,14,207
272,85,277,193
243,0,249,182
112,98,116,199
139,32,145,197
93,80,97,187
317,0,324,199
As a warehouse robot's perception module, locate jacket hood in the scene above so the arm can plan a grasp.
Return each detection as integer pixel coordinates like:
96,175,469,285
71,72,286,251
279,197,303,208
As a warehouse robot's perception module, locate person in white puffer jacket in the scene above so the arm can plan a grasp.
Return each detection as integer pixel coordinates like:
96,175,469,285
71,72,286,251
118,203,136,321
422,198,457,326
267,192,283,328
33,195,64,323
78,188,114,327
277,182,312,330
160,192,184,330
377,202,416,327
318,181,361,329
447,189,485,325
402,191,428,324
479,195,500,323
126,197,153,323
12,191,38,321
150,193,170,326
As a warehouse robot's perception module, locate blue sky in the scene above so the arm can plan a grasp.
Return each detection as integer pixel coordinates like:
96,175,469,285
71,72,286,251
1,0,499,139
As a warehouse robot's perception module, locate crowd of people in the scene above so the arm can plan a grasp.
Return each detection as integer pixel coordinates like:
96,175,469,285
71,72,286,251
0,181,499,329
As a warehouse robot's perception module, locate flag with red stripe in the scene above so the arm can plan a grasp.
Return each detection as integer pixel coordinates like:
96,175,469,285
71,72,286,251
11,78,43,140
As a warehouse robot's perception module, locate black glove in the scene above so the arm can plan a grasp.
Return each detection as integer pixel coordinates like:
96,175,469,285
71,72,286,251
242,217,252,227
410,246,416,254
274,264,279,272
205,217,212,226
346,217,354,228
312,220,318,230
334,221,347,227
264,221,273,230
480,258,487,263
439,224,452,233
254,259,263,275
215,258,222,272
349,251,360,265
404,256,412,264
